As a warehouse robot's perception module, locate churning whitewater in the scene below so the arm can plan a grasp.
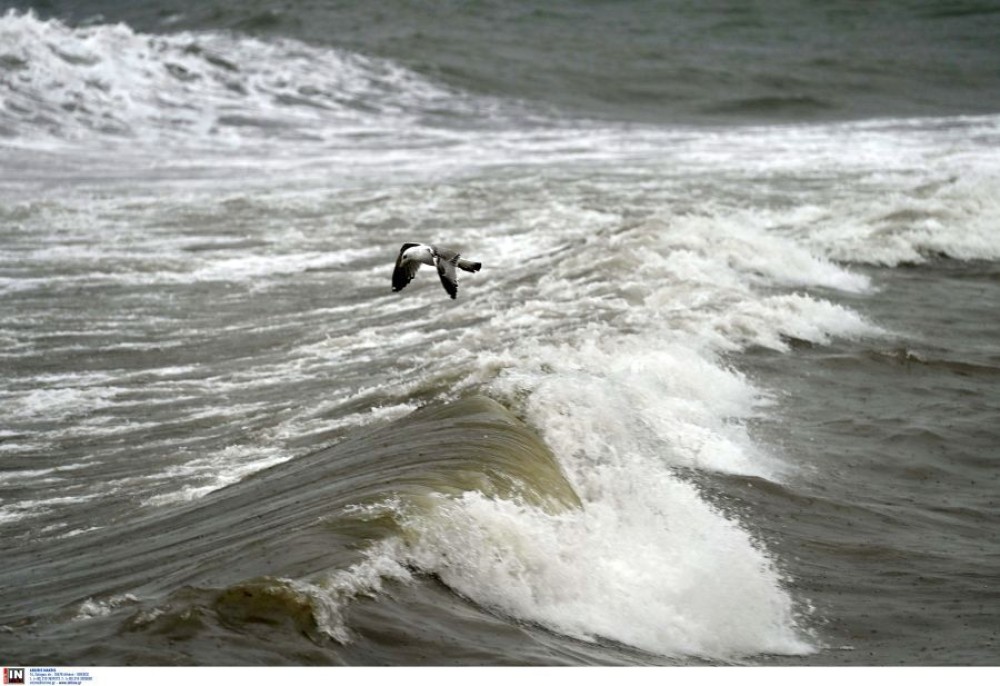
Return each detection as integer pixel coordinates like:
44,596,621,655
2,1,1000,667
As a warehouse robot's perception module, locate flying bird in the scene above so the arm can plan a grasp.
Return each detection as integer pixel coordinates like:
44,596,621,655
391,243,481,299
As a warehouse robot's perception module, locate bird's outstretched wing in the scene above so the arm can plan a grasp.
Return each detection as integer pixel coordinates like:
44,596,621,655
392,242,422,292
436,253,459,299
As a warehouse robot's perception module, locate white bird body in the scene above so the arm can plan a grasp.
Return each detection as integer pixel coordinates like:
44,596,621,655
392,243,481,299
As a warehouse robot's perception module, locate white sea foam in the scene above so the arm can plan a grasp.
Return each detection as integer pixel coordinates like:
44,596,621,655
0,244,380,294
316,334,817,657
646,210,873,293
189,248,378,283
73,593,140,621
803,171,1000,266
0,10,499,156
0,462,89,486
669,117,1000,267
338,485,811,659
2,385,119,421
716,294,883,352
251,557,415,645
0,493,104,526
141,444,293,508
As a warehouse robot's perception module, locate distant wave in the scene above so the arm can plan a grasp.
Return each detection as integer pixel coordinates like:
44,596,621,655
0,10,497,150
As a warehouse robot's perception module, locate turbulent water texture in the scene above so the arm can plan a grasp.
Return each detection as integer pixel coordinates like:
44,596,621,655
5,0,1000,124
2,1,1000,666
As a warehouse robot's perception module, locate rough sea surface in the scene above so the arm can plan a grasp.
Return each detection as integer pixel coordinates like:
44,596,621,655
1,0,999,666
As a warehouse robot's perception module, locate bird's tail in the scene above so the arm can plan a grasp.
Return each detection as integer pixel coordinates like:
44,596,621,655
457,259,481,273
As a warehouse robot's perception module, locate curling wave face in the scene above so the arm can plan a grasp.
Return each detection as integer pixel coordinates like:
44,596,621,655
0,396,808,662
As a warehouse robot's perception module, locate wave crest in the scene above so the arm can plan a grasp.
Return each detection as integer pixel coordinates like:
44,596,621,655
0,10,475,149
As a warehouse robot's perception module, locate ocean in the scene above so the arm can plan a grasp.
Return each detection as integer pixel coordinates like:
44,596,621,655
1,0,999,666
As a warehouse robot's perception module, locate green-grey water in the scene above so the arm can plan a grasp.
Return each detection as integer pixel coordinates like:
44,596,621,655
2,0,999,666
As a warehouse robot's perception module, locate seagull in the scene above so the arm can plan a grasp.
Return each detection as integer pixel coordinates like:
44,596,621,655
391,243,481,299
